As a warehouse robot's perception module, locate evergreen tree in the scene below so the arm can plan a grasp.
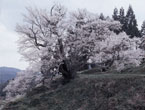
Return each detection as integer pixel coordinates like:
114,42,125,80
126,5,141,38
119,7,127,32
120,7,125,17
106,16,111,20
141,21,145,37
112,6,141,38
99,13,105,20
112,8,119,20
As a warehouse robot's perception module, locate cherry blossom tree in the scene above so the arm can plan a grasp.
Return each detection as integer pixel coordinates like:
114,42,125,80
67,10,144,71
16,5,144,85
3,69,42,101
16,5,69,83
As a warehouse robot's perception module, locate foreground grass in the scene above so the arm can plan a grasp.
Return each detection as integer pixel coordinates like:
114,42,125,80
3,67,145,110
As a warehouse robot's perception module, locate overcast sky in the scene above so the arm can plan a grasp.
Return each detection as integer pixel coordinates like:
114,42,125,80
0,0,145,69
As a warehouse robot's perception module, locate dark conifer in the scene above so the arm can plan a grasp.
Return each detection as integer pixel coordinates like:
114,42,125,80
112,8,119,21
125,5,141,38
99,13,105,20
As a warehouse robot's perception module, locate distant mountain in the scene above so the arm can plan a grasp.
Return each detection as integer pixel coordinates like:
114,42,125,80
0,67,21,84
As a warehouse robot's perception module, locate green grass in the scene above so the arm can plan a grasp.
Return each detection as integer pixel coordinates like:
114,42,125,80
3,66,145,110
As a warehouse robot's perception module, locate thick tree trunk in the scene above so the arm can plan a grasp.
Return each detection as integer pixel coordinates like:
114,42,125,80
59,60,76,84
58,39,76,83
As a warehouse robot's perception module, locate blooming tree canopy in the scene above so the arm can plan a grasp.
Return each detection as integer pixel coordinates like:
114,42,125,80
16,5,144,84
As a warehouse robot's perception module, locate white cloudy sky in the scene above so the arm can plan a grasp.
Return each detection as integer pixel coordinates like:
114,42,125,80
0,0,145,69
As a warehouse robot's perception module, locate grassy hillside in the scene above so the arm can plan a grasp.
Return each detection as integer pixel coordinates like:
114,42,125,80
3,67,145,110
